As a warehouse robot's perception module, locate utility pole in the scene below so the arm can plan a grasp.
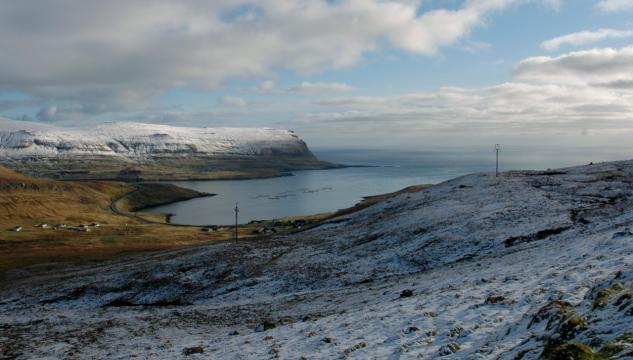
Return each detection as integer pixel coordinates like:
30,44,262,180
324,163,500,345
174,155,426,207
495,144,501,177
234,202,239,243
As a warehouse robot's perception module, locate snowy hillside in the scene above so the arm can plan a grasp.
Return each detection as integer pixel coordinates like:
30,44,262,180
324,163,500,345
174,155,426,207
0,117,312,158
2,160,633,358
0,117,332,180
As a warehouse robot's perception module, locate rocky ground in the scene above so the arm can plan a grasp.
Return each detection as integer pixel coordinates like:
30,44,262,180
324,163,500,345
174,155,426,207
2,160,633,359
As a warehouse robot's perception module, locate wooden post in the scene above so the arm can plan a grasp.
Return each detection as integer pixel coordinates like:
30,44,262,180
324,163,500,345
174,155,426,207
495,144,500,177
234,202,239,243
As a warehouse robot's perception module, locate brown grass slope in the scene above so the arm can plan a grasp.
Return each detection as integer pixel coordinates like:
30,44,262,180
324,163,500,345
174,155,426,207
0,167,129,225
0,164,432,284
117,183,211,213
0,164,27,180
0,165,221,278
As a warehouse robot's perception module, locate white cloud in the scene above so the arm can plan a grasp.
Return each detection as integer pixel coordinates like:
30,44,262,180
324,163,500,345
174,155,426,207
218,96,247,107
257,80,276,93
36,105,57,121
596,0,633,11
308,82,633,137
304,46,633,141
542,29,633,51
462,40,493,53
289,82,355,95
597,79,633,89
542,0,563,10
515,47,633,86
0,0,555,117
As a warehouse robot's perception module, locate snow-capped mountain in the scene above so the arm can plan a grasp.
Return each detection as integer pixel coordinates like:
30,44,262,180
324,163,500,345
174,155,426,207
0,117,312,158
0,117,333,180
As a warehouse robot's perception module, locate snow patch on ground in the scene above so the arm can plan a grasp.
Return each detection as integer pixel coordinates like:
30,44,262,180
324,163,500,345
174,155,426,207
2,160,633,358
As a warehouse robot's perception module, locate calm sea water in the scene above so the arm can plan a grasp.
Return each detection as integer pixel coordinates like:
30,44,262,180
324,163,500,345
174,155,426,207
147,146,633,225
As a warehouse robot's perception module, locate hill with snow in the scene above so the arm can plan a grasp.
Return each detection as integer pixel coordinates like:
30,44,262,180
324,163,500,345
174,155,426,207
0,118,333,180
0,117,313,158
2,160,633,358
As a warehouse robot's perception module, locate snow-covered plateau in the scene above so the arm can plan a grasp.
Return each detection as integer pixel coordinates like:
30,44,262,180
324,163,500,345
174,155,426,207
0,117,331,180
0,117,312,159
2,160,633,359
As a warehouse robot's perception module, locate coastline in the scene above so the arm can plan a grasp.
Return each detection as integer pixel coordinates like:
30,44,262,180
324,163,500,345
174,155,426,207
110,183,215,225
143,182,433,228
0,162,434,272
1,157,346,182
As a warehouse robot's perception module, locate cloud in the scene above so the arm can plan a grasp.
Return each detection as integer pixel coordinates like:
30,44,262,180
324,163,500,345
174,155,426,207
218,96,247,107
596,0,633,11
36,105,57,121
542,0,563,10
257,80,276,93
308,82,633,136
289,82,355,95
0,97,41,111
595,79,633,89
462,40,493,53
515,47,633,85
0,0,555,117
200,44,633,146
541,29,633,51
303,46,633,142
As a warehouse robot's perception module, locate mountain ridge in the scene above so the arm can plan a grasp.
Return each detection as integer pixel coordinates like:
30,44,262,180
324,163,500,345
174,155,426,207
0,117,312,158
0,117,337,180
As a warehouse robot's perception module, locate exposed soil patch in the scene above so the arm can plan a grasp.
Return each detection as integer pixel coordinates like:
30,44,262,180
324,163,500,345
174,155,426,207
505,227,571,247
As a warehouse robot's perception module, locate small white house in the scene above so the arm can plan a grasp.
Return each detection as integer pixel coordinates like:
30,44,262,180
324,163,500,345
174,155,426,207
10,226,22,232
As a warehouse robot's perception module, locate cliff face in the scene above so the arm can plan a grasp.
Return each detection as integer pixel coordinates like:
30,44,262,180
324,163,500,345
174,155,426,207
0,118,331,180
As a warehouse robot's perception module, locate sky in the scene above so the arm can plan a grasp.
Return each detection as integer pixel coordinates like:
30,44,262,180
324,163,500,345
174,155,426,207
1,0,633,150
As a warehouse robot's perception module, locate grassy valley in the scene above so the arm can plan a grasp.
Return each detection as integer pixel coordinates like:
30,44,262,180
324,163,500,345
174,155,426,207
0,165,351,280
0,165,235,277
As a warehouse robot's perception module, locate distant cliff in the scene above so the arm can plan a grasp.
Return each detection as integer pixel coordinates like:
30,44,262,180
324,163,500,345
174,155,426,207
0,118,337,180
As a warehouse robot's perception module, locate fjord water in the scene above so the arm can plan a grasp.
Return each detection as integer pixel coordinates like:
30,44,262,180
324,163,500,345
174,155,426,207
147,147,630,225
